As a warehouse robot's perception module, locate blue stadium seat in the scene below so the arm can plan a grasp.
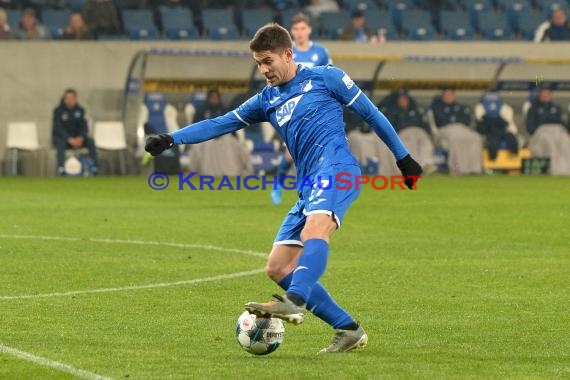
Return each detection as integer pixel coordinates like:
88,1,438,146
464,0,493,30
97,34,130,40
159,6,198,40
388,0,413,30
68,0,86,12
399,9,434,39
5,9,21,30
496,0,531,30
41,9,70,39
122,9,160,40
478,11,513,40
440,10,475,40
319,10,350,39
202,8,240,40
517,10,543,40
539,0,569,16
341,0,379,12
241,9,274,38
279,8,304,30
365,10,397,40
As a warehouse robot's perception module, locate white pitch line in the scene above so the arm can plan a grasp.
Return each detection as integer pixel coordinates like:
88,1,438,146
0,268,265,301
0,234,267,258
0,344,112,380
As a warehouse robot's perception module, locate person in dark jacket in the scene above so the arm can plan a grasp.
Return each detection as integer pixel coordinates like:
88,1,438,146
380,90,430,135
52,88,97,175
430,87,472,127
526,86,567,136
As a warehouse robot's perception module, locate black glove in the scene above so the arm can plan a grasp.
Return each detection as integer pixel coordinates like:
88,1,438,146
145,134,173,156
396,154,422,190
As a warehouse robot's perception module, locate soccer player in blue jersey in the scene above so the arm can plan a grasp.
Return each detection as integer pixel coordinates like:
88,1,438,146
272,12,332,205
145,23,422,353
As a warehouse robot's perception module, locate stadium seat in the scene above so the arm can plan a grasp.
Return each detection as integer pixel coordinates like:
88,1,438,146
121,9,160,40
68,0,86,12
388,0,413,30
464,0,493,30
279,7,304,30
319,10,350,39
365,10,397,40
4,122,43,176
517,10,543,40
495,0,531,31
241,9,274,38
477,11,513,40
399,9,435,40
539,0,569,16
341,0,379,12
202,8,240,40
440,10,475,40
97,34,130,40
159,6,198,40
41,9,70,39
5,9,21,30
93,121,128,175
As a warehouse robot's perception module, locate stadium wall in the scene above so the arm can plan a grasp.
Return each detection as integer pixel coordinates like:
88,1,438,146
1,41,569,171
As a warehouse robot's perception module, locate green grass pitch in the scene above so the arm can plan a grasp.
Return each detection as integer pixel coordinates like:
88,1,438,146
0,176,569,379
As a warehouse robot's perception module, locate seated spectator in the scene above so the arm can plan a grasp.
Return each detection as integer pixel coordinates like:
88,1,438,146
525,84,570,175
62,12,93,40
428,88,482,175
0,7,15,39
194,88,226,122
81,0,121,37
534,7,570,42
16,7,49,40
380,90,436,173
52,89,98,175
340,10,378,43
475,92,519,160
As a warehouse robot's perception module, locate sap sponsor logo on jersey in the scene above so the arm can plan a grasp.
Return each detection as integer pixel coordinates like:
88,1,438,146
275,94,303,126
342,74,354,90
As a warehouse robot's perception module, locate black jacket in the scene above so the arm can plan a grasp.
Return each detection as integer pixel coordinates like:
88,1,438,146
430,97,472,128
52,100,88,143
525,100,565,136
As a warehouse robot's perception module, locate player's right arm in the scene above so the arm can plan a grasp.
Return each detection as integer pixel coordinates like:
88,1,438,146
145,93,266,155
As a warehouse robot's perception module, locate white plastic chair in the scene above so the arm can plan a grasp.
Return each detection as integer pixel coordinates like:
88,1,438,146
5,122,41,175
93,121,128,175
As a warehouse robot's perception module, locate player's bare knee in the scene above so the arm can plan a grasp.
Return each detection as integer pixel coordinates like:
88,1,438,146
266,262,292,282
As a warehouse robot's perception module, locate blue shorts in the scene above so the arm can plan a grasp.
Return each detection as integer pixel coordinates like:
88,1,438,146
273,164,361,246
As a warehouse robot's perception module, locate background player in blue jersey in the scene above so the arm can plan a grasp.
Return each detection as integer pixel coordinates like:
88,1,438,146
145,23,422,353
272,13,332,205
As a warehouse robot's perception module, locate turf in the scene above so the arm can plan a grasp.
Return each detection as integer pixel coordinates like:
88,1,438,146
0,176,569,379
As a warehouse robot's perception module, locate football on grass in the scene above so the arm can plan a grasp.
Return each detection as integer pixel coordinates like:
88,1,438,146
235,311,285,355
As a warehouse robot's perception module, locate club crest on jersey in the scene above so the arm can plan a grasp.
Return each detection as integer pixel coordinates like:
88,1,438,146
275,94,303,126
300,79,313,92
342,74,354,90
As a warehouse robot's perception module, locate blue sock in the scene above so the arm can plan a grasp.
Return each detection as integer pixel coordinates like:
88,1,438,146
278,272,355,329
287,239,329,302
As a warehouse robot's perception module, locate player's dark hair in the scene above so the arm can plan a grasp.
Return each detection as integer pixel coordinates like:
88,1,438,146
64,88,77,96
291,13,311,27
249,23,292,53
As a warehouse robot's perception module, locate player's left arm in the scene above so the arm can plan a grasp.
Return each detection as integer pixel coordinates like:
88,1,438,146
323,66,422,188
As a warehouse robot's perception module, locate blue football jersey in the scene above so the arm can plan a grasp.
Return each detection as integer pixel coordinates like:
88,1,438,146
232,65,405,181
293,41,331,68
171,65,408,184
